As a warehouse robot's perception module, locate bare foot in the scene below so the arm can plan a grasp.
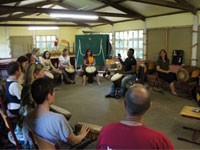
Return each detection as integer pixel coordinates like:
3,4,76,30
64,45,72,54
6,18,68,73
172,91,177,96
97,82,101,85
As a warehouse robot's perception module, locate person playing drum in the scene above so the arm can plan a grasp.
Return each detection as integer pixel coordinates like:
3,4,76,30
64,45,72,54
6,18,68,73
58,48,75,84
21,63,45,109
156,49,177,95
82,49,101,86
105,48,137,99
42,51,62,85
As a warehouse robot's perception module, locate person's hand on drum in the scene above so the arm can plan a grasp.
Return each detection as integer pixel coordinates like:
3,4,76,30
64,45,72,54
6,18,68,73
165,70,170,74
79,125,90,138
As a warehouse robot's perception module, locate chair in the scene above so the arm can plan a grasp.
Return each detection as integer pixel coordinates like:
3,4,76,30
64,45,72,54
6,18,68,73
151,72,168,94
31,132,59,150
0,110,21,149
177,106,200,145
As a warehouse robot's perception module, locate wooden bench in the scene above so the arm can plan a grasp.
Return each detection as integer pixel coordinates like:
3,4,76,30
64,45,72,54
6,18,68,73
177,106,200,145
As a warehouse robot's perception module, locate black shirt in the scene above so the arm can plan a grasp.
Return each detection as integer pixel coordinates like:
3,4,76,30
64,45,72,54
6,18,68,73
124,57,137,73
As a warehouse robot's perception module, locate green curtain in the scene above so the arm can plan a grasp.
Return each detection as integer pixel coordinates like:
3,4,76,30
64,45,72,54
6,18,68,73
75,34,109,66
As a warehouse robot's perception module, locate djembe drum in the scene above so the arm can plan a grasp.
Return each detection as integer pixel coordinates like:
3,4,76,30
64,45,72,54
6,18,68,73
65,66,75,79
111,73,123,88
65,66,75,74
44,71,54,79
74,122,102,141
177,66,200,82
85,66,96,83
52,68,62,74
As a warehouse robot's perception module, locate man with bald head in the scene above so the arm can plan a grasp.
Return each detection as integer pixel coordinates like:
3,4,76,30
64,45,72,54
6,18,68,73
97,84,174,149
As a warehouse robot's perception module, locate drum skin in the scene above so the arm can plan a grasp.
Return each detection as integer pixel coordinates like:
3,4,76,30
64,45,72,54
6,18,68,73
86,66,96,73
177,66,200,82
44,71,54,79
65,67,75,73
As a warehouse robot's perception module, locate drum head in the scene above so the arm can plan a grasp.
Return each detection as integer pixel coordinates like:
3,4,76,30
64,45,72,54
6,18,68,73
111,73,123,81
44,71,54,79
65,67,75,73
53,69,62,74
117,64,122,70
86,66,96,73
177,68,189,82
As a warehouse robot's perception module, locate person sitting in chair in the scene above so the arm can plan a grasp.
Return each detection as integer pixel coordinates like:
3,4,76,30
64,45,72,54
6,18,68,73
105,48,137,99
98,84,174,149
82,49,101,86
5,61,22,117
156,49,177,95
23,78,90,148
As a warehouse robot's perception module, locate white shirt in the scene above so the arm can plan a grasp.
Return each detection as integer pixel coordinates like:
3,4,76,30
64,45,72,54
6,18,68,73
6,79,22,110
58,55,71,68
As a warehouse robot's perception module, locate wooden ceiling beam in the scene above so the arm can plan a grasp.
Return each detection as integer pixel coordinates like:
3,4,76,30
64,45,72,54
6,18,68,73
97,0,145,20
0,24,80,27
52,2,113,25
9,0,21,17
0,0,25,5
0,5,132,18
0,1,51,15
91,0,127,11
0,17,112,23
128,0,197,14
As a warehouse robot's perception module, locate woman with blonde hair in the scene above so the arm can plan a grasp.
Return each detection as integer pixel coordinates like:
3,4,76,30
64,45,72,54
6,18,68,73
21,63,45,108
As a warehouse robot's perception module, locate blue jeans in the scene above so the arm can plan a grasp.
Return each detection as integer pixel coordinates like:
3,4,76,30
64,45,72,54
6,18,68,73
109,74,137,96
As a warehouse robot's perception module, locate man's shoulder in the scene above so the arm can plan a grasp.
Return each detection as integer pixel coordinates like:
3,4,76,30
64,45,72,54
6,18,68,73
101,122,122,131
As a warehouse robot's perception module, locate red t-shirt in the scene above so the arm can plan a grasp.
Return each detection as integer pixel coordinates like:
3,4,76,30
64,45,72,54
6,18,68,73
97,122,174,150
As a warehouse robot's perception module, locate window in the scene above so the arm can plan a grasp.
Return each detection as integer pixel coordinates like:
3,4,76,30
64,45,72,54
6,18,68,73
36,35,56,53
115,30,144,60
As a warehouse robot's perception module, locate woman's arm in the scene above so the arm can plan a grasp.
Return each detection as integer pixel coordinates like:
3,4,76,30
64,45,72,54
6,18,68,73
156,66,169,74
83,59,89,67
49,60,56,70
68,56,72,66
92,58,96,66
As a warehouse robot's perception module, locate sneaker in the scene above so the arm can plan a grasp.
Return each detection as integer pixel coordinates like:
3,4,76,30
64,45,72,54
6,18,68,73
105,94,115,98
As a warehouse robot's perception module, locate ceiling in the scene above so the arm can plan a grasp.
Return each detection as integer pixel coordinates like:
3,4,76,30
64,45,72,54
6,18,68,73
0,0,199,27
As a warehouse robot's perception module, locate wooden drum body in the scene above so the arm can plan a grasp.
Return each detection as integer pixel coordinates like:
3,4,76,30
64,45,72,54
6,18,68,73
177,66,200,82
86,66,96,83
52,68,62,74
145,61,156,74
111,73,123,88
74,122,102,141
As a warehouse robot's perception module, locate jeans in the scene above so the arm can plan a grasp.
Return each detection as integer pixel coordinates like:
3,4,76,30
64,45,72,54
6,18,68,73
110,74,137,96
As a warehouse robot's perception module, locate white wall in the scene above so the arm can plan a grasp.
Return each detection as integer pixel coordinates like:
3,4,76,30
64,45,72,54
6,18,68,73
0,27,12,58
0,26,77,58
1,11,200,58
